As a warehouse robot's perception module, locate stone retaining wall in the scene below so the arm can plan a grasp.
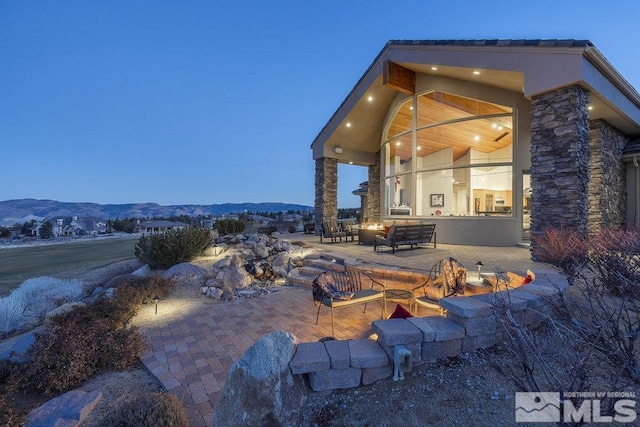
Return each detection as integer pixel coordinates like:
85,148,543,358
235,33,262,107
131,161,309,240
290,272,567,391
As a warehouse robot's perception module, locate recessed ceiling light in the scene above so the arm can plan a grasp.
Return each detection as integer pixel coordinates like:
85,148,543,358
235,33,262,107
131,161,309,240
409,105,413,110
587,105,593,110
473,70,480,75
431,66,438,71
349,161,353,165
367,96,373,102
417,146,421,150
498,126,503,131
491,123,497,129
474,135,480,141
396,141,401,146
346,122,351,128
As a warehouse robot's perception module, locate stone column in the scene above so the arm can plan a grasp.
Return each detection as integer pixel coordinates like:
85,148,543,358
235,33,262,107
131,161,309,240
530,85,590,259
588,119,628,231
359,194,368,224
314,158,338,235
367,152,381,223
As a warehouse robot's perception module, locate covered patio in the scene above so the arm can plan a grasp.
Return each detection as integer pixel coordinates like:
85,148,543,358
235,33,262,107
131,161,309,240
312,39,640,252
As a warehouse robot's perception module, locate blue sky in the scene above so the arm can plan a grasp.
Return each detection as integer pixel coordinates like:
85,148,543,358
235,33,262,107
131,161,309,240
1,1,639,208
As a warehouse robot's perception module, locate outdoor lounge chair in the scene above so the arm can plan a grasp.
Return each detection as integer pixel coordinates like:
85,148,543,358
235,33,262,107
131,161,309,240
313,270,385,336
412,257,466,315
320,218,347,243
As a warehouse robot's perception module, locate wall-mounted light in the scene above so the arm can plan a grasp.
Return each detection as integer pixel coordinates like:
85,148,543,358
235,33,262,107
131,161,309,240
334,146,343,154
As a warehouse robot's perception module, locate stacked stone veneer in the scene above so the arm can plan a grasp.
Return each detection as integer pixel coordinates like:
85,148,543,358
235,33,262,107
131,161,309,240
290,273,567,391
588,119,628,231
530,85,591,257
314,158,338,235
367,152,381,224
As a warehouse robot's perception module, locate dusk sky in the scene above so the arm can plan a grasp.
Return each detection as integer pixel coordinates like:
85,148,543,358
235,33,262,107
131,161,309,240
1,1,639,208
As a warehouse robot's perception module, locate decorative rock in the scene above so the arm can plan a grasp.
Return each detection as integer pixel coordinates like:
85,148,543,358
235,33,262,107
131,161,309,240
213,257,231,269
162,263,208,282
221,265,252,290
206,287,224,299
214,331,307,427
131,264,152,277
272,252,290,278
205,278,223,288
25,390,102,427
253,242,270,258
0,332,36,363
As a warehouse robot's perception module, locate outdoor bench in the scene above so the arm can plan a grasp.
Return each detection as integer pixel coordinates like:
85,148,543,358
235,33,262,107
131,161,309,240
374,223,436,254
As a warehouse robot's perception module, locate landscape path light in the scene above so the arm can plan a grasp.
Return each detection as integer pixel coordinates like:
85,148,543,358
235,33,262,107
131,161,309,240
154,296,159,314
476,261,483,280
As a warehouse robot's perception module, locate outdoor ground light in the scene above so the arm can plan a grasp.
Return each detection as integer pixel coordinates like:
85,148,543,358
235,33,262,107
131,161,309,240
476,261,483,280
154,296,159,314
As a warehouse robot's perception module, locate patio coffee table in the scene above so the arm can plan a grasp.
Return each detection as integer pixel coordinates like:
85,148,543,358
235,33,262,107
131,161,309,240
358,228,380,246
384,288,414,316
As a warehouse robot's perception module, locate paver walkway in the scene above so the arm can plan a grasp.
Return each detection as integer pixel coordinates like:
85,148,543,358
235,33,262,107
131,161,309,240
134,235,544,426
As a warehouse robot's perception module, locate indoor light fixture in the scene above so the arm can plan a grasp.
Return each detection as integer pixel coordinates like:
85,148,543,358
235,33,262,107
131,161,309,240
396,142,401,146
334,146,343,154
346,122,351,128
368,96,373,102
431,66,438,71
473,70,480,75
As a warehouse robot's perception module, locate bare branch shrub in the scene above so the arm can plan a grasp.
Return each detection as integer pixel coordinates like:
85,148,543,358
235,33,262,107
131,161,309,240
531,227,588,284
494,228,639,418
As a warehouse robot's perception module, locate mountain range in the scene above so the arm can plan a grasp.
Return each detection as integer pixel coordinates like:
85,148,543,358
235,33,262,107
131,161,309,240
0,199,313,226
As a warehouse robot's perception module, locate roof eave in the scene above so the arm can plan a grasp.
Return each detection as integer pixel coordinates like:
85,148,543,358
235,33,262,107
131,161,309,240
584,46,640,110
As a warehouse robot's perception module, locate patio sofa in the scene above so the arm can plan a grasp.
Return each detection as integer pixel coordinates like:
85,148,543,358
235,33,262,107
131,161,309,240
374,223,436,254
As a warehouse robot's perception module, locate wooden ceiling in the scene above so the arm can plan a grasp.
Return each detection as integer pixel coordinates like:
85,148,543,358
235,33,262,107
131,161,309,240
385,92,513,161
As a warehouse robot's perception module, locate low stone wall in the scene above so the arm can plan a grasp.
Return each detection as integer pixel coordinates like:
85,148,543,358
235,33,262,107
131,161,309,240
290,272,567,392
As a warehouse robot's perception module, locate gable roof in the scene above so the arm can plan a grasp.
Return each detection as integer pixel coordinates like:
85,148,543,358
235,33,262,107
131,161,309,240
312,39,640,163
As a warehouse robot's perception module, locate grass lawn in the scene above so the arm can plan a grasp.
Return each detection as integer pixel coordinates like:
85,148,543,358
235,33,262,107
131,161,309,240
0,235,140,296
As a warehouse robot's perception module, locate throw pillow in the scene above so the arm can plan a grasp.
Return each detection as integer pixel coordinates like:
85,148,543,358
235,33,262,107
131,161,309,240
383,226,391,238
389,303,413,319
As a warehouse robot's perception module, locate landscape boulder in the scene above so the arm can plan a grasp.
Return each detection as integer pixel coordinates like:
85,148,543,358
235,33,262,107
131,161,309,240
131,264,152,277
162,262,208,282
219,265,252,290
253,241,270,258
25,390,102,427
214,330,307,427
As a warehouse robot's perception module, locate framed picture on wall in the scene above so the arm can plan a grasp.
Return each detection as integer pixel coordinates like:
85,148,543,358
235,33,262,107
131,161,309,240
430,193,444,207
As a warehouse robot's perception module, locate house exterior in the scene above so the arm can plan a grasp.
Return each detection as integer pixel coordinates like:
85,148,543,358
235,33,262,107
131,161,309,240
311,39,640,254
52,216,108,236
136,220,189,235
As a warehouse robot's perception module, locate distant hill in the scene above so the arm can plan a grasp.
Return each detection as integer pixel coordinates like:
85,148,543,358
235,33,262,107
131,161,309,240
0,199,313,226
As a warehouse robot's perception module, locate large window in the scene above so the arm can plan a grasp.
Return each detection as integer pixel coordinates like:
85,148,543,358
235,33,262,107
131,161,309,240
382,91,514,217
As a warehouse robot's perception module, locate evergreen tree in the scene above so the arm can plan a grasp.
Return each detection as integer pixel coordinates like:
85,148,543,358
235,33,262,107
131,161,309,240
40,221,54,239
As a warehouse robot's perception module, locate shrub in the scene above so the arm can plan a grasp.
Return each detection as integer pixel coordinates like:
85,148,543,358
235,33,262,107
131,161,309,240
24,304,145,394
134,227,213,269
0,277,83,337
98,392,188,427
257,226,278,235
588,228,640,297
214,218,245,235
20,276,174,394
531,227,588,284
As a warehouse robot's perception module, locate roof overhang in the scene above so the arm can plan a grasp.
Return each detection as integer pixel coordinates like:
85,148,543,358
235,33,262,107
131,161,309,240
312,39,640,163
